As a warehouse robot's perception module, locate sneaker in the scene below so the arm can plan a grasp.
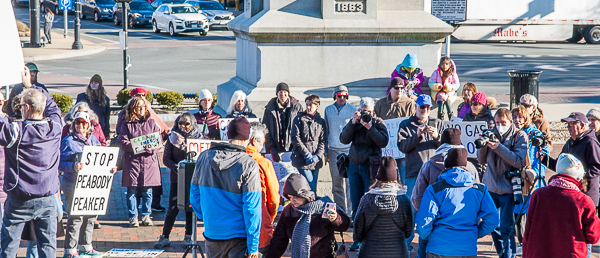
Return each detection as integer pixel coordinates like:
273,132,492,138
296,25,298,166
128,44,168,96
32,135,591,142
63,254,79,258
94,221,101,229
141,215,153,226
79,250,103,257
129,217,139,227
151,206,166,212
349,242,361,251
153,235,171,249
183,235,193,247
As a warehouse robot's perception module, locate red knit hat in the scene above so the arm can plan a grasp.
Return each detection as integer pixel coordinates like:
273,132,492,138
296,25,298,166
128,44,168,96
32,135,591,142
470,92,487,106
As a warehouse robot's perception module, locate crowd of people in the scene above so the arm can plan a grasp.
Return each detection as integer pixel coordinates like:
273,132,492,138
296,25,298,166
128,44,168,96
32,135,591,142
3,56,600,258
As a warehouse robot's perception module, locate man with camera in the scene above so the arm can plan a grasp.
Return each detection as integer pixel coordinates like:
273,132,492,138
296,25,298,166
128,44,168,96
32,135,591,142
340,97,389,251
477,108,528,258
397,94,443,255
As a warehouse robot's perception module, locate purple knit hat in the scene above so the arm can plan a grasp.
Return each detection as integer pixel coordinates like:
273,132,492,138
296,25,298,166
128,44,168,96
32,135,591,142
470,92,487,106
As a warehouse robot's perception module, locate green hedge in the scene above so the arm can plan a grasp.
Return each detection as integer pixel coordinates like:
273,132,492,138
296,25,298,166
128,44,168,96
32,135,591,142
117,89,154,106
50,93,73,113
156,91,184,110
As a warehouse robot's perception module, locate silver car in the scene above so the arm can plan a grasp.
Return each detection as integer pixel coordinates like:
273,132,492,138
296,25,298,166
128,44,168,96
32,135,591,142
152,3,209,36
184,0,234,28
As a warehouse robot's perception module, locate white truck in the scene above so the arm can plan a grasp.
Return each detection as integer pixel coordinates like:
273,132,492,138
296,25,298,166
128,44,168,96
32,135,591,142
426,0,600,43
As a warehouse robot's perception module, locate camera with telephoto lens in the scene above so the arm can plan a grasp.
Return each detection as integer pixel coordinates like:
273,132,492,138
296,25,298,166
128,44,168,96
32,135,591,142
531,131,549,148
505,169,524,204
474,129,498,149
361,110,372,123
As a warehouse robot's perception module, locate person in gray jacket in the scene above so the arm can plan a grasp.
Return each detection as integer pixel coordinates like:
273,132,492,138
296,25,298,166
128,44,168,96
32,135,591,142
397,94,443,253
324,85,356,213
477,108,528,258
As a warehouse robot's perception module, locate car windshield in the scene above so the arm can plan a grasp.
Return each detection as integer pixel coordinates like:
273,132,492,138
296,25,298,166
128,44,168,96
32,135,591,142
130,2,153,10
171,6,197,13
198,2,224,10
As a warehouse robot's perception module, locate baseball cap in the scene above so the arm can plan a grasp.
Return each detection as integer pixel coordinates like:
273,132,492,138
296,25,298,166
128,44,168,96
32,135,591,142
25,62,39,72
73,112,90,124
416,94,432,107
561,112,589,123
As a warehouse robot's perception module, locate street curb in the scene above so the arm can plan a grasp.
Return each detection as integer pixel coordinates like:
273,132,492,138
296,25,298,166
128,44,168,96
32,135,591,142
23,46,106,62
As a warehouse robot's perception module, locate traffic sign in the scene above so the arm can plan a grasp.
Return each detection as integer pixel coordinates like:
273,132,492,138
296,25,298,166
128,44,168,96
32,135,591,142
59,0,73,11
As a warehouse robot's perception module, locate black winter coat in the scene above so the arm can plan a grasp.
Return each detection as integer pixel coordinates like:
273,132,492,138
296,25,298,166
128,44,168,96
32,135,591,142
339,118,389,165
397,116,443,178
463,107,495,129
354,192,413,258
263,97,304,153
290,112,326,170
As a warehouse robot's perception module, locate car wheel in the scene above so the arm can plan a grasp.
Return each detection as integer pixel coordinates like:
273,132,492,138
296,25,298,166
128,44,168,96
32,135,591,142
169,23,176,36
128,17,135,29
114,15,120,26
94,11,100,22
152,20,160,33
584,26,600,44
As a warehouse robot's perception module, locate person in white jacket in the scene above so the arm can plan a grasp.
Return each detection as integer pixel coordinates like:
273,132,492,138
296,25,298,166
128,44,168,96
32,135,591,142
429,57,460,121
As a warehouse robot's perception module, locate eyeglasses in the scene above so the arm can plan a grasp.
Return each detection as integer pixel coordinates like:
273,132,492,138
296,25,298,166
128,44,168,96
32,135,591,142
179,122,191,126
392,86,404,90
520,103,532,108
336,94,348,99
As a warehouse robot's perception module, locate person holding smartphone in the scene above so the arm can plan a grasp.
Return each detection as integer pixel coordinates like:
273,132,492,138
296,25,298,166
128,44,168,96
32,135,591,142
397,94,443,256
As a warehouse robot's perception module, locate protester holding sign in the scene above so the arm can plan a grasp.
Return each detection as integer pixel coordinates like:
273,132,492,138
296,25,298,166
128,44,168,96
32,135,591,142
119,96,162,228
62,102,106,146
194,89,221,140
154,112,203,249
60,112,115,258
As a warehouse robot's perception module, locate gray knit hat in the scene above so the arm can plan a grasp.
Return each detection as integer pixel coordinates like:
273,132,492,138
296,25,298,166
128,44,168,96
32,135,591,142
333,85,349,100
587,107,600,121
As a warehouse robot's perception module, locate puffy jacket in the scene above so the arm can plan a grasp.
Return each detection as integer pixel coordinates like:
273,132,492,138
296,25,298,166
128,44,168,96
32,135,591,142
246,145,280,249
59,133,101,184
339,118,389,165
190,142,261,253
263,97,304,154
416,168,499,256
478,124,528,195
463,107,495,129
194,109,221,140
119,113,162,187
353,185,412,258
550,129,600,206
76,93,111,138
374,94,416,120
391,56,425,96
397,116,443,179
411,145,479,210
266,197,351,258
0,85,61,198
428,60,460,104
457,101,471,119
290,112,326,170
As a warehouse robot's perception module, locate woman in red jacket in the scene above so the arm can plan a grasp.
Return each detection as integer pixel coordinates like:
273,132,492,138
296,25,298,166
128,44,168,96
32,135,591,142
523,153,600,258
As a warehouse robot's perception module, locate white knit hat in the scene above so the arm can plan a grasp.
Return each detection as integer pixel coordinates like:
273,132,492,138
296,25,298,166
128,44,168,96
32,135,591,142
587,107,600,121
198,89,212,101
556,153,585,180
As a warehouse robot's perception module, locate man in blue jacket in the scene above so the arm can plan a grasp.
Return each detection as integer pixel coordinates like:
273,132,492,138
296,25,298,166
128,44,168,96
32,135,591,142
190,117,261,258
0,66,62,258
416,148,499,258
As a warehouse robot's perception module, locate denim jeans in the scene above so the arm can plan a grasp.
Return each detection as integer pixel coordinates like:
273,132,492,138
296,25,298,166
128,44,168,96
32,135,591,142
489,192,516,258
127,187,152,218
405,177,418,253
298,169,319,192
1,195,58,258
348,163,371,217
396,158,406,185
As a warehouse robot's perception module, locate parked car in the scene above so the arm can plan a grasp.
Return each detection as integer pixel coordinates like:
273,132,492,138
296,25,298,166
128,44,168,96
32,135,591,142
113,0,155,28
152,4,209,36
150,0,184,9
184,0,234,28
80,0,114,21
40,0,59,14
12,0,29,7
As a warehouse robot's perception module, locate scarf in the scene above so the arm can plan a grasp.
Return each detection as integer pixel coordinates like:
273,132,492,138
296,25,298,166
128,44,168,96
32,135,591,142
291,198,326,258
549,174,583,191
169,127,204,150
73,132,93,146
366,183,407,195
434,143,464,157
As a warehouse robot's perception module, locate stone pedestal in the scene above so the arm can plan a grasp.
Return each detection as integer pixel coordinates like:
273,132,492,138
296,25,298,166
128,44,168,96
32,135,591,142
217,0,453,117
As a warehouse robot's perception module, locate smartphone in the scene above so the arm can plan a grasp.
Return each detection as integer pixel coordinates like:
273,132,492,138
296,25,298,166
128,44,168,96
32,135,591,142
427,119,437,127
322,202,336,218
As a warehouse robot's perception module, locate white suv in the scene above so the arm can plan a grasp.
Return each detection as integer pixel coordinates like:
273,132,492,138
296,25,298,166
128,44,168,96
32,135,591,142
152,4,209,36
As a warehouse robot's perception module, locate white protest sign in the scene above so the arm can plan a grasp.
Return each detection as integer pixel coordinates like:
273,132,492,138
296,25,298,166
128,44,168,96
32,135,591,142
104,249,164,257
131,132,162,155
0,2,25,86
382,117,409,159
186,139,226,161
442,121,488,158
265,152,298,201
70,146,119,216
219,118,261,141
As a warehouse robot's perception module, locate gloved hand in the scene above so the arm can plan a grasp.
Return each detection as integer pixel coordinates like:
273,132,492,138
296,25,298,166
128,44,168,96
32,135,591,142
270,149,281,162
304,153,314,164
308,155,320,164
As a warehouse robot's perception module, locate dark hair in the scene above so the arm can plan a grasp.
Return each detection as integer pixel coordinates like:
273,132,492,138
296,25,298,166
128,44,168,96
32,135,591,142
305,94,320,106
495,107,512,120
438,56,455,83
45,7,54,15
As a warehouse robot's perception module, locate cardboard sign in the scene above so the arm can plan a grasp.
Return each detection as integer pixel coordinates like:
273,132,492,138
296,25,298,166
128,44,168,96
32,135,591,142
442,121,488,158
104,249,163,257
70,146,119,216
382,117,409,159
219,118,261,141
186,139,226,161
131,132,162,155
0,2,25,86
265,152,298,201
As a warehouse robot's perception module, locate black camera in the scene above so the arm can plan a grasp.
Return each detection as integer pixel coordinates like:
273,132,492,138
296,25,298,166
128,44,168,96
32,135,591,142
474,129,497,149
531,131,548,148
361,110,372,123
505,169,524,204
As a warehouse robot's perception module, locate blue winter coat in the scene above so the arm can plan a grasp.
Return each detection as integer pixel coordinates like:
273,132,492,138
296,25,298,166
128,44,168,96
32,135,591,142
514,124,549,214
416,167,499,256
59,133,101,184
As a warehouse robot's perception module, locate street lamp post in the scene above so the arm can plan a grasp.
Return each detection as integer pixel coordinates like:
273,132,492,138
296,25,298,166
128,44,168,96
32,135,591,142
29,0,41,47
72,0,83,49
115,0,133,90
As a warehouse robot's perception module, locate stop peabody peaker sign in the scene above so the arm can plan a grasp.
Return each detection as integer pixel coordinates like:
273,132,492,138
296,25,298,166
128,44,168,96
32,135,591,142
70,146,119,216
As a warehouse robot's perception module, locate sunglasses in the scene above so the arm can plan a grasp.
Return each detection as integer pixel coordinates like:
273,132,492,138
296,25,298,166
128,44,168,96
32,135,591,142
179,122,191,126
520,103,533,108
419,105,430,109
74,120,88,125
336,94,348,98
471,102,482,106
392,86,404,90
